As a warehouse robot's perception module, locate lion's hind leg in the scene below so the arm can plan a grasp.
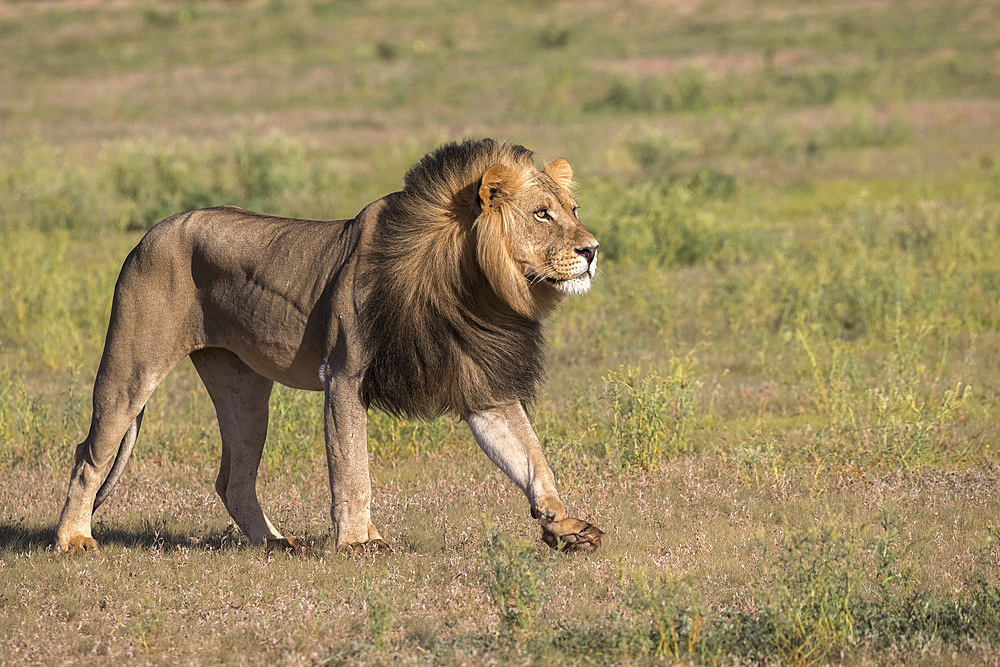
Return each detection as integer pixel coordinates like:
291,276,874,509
56,362,168,554
58,427,135,555
191,348,302,550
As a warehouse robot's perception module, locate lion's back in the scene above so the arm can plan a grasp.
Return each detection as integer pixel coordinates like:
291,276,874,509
105,205,371,387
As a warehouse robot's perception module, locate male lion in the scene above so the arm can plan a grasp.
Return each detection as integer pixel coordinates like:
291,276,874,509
56,138,603,554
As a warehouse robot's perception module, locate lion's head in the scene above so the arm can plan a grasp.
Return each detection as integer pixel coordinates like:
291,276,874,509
360,138,598,417
474,153,598,317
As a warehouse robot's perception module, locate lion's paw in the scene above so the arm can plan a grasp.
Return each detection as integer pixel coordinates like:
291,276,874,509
540,516,603,553
266,536,309,554
340,538,392,557
63,536,99,555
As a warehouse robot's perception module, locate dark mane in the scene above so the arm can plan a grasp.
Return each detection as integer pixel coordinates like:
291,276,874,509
358,139,546,418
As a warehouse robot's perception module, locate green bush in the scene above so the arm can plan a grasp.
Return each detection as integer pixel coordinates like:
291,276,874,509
365,587,394,650
552,521,1000,663
585,178,743,268
0,144,98,231
480,532,546,630
0,132,321,234
587,68,711,114
106,133,310,230
765,524,859,663
604,355,700,470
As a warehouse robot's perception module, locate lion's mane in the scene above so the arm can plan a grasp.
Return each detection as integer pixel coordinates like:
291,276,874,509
359,138,547,418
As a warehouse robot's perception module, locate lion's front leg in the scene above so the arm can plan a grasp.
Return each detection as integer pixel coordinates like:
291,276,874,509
466,402,603,552
323,369,388,554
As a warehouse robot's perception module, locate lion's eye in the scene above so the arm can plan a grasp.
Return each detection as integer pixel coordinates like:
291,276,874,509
533,209,551,222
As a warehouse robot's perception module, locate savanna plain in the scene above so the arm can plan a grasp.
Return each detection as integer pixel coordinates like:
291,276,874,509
2,0,1000,663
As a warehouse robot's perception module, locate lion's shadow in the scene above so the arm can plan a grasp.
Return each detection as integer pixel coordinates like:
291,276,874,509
0,520,329,554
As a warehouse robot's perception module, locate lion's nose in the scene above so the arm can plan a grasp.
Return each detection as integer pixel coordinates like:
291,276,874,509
576,244,598,265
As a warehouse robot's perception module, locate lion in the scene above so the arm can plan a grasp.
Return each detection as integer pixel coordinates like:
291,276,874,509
56,138,603,555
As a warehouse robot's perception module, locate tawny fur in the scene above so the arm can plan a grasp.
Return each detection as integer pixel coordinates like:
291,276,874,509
55,138,603,555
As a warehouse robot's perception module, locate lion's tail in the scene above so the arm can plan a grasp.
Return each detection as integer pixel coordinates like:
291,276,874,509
93,406,145,512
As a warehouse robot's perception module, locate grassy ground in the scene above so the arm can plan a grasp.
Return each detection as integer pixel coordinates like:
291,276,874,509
2,0,1000,663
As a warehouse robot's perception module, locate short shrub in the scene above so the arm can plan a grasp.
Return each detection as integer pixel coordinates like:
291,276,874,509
106,132,310,230
585,179,737,268
480,532,546,630
587,68,711,114
365,588,394,649
604,355,700,470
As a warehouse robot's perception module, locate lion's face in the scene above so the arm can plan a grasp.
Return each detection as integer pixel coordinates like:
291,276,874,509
477,158,598,315
510,164,598,297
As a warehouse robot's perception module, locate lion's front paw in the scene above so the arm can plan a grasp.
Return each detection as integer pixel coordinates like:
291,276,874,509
62,535,99,555
340,538,392,557
530,496,566,523
266,536,309,554
540,517,603,553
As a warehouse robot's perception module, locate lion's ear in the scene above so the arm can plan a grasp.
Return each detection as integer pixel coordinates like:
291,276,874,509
479,164,522,211
544,158,574,191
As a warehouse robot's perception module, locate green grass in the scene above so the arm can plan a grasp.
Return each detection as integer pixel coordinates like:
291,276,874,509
2,0,1000,663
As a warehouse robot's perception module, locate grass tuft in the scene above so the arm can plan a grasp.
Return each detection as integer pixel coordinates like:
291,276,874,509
604,352,701,470
480,531,547,631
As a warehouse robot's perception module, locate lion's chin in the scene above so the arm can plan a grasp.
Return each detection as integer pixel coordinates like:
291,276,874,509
549,274,592,296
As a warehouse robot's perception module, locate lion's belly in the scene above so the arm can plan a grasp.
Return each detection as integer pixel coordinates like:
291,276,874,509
199,281,327,391
224,335,325,391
